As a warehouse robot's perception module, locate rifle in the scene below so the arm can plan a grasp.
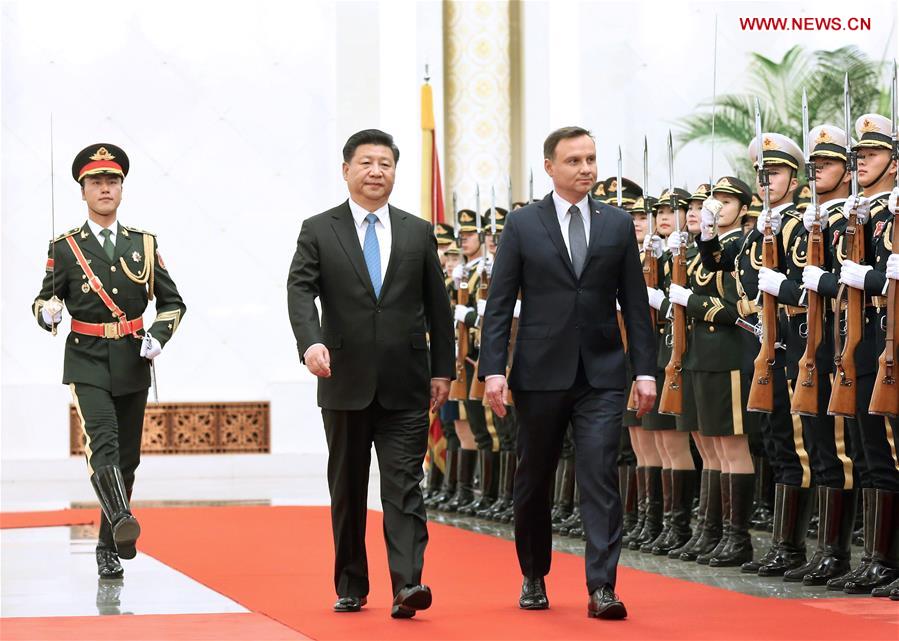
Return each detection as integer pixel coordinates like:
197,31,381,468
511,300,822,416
470,187,497,400
747,98,777,413
448,193,472,402
627,137,657,411
658,131,686,416
870,61,899,417
828,74,863,418
791,88,824,416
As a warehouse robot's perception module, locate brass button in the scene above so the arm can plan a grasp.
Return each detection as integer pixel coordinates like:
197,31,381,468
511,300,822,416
110,266,117,272
74,337,79,344
112,288,118,294
740,269,745,275
168,324,173,330
708,325,716,332
82,274,86,280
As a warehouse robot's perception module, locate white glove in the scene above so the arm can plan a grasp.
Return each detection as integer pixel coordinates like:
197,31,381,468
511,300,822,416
642,234,664,259
759,209,783,235
839,260,872,290
454,305,473,323
758,267,787,296
513,300,521,318
888,187,899,216
668,283,692,307
41,298,63,325
140,333,162,360
803,205,828,232
842,195,871,224
477,299,487,317
666,231,687,252
646,286,665,311
886,254,899,281
452,264,465,288
700,198,723,241
802,266,825,293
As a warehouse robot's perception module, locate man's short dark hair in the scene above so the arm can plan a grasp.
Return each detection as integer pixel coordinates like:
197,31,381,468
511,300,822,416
543,126,593,160
343,129,400,164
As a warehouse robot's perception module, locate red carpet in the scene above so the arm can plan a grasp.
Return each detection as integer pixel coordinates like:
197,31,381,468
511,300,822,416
3,506,896,640
0,508,95,529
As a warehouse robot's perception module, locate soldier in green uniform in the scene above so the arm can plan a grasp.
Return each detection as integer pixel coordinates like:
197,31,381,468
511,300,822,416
697,133,805,569
33,143,186,579
807,114,899,594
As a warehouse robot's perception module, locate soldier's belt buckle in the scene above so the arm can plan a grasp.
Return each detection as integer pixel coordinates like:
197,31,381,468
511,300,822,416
103,322,122,339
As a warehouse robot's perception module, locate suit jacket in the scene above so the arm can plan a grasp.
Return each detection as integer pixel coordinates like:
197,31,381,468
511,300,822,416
478,193,656,391
287,201,454,410
33,221,186,396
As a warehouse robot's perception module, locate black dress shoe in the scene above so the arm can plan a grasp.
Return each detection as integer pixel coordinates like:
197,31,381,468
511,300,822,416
96,547,124,579
391,584,432,618
519,577,548,610
588,584,627,620
333,596,367,612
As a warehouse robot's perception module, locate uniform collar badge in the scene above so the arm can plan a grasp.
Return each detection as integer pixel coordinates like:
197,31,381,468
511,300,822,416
132,251,142,263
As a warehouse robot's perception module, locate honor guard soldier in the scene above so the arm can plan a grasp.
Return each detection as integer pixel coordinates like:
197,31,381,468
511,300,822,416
808,113,899,595
434,221,455,268
33,144,186,579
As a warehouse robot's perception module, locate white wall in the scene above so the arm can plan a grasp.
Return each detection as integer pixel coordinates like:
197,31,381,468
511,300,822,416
520,0,897,198
0,0,444,461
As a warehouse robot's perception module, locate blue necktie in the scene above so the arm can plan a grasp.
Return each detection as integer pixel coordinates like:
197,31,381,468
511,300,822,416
363,213,382,297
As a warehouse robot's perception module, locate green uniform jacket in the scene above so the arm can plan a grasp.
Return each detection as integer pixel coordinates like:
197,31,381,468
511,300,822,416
683,230,741,372
33,221,186,396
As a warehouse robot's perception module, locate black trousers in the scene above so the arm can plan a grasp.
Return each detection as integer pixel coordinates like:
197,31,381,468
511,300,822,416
759,368,811,487
854,373,899,492
462,359,493,451
796,373,854,490
494,405,518,452
322,400,429,598
69,383,147,548
512,360,624,592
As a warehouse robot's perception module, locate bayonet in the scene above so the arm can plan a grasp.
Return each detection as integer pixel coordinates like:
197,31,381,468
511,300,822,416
892,60,898,188
799,88,818,307
667,130,681,254
644,135,653,237
491,186,496,236
616,146,623,208
754,97,771,219
528,168,534,202
844,74,858,198
710,15,719,234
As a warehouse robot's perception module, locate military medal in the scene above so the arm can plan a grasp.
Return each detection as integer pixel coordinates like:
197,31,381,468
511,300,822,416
132,251,142,263
82,282,90,293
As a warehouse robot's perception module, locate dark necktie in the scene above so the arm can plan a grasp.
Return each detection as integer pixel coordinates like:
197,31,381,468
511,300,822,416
568,205,587,277
100,228,115,261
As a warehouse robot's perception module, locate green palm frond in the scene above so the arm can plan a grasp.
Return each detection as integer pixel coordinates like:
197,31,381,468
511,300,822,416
676,44,890,185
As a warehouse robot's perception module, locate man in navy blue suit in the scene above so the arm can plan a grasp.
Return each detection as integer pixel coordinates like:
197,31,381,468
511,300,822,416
478,126,657,619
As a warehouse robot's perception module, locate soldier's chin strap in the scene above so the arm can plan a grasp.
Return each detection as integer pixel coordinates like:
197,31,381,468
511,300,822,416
860,155,896,190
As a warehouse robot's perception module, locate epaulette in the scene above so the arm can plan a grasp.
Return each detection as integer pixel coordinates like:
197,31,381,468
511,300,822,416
52,227,81,243
828,212,843,226
869,200,887,217
121,224,156,237
721,233,740,245
783,206,801,220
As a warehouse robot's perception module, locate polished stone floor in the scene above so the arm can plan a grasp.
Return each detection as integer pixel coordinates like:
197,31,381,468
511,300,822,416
426,509,869,600
1,526,248,618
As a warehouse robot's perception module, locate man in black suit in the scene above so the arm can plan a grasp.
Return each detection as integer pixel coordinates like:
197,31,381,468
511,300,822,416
287,129,454,618
479,127,657,619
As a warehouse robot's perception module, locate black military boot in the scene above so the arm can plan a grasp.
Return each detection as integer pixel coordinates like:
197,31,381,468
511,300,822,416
670,468,706,559
550,458,576,529
792,487,856,585
96,514,124,579
709,473,754,567
872,576,899,598
484,451,514,520
697,472,730,565
653,470,709,559
462,449,498,516
844,489,899,594
828,487,875,591
750,455,774,531
427,448,457,508
631,467,663,550
683,470,722,561
90,465,140,560
653,469,696,555
623,466,647,547
758,485,814,576
642,468,673,553
441,449,476,513
742,483,787,573
621,464,638,537
422,458,444,502
559,484,581,536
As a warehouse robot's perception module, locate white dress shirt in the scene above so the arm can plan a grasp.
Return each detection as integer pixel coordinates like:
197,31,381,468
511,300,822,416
348,198,391,282
552,191,591,260
87,218,119,248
